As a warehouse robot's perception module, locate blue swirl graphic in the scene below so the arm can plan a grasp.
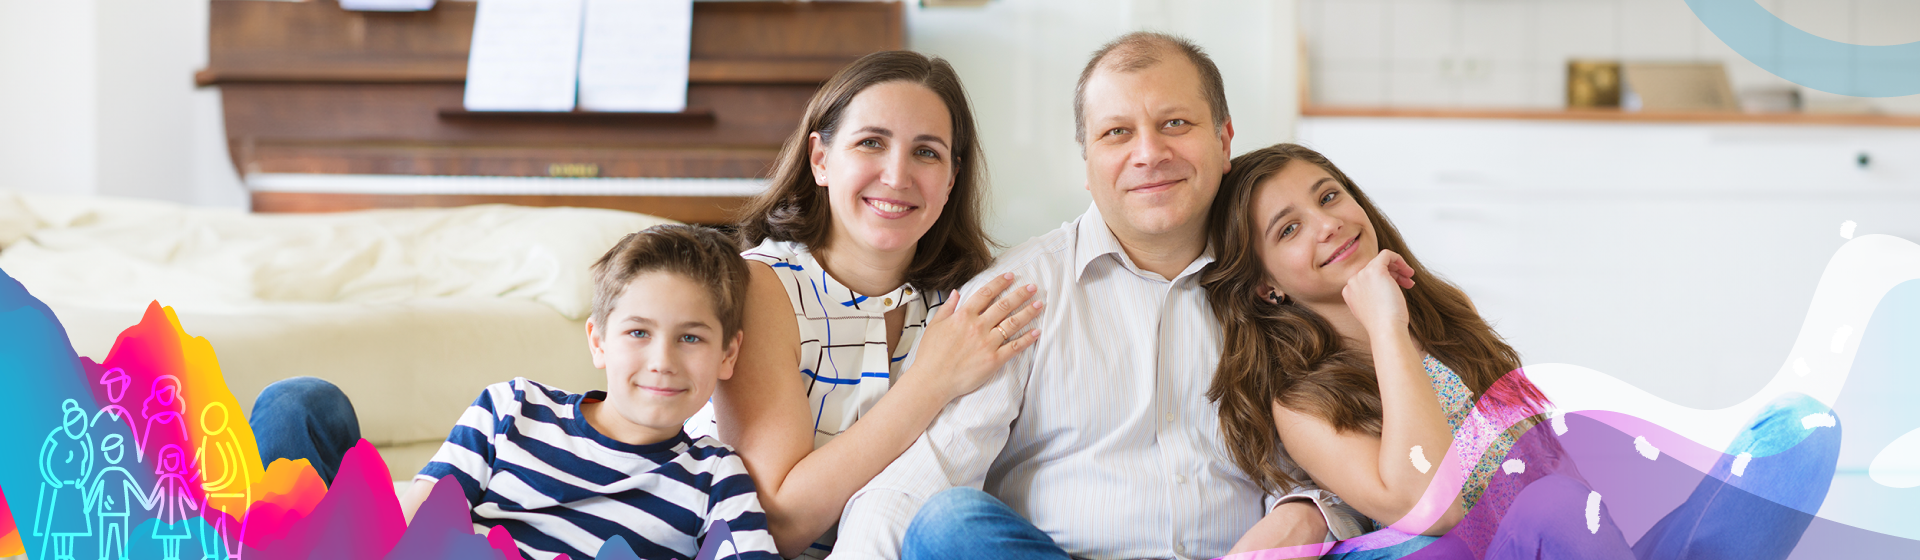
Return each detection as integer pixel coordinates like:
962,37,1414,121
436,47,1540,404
1688,0,1920,97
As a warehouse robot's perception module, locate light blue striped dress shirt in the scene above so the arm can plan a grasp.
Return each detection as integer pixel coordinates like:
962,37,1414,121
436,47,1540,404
830,205,1366,560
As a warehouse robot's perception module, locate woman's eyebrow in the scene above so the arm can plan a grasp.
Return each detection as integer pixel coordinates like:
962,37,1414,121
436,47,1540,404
854,127,947,149
1263,177,1334,236
913,134,950,149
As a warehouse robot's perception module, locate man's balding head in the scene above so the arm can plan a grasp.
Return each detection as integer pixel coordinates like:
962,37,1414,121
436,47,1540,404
1073,32,1230,148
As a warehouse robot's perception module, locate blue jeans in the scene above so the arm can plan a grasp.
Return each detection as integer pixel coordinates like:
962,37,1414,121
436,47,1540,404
1334,392,1842,560
248,377,361,484
902,488,1070,560
1626,392,1840,560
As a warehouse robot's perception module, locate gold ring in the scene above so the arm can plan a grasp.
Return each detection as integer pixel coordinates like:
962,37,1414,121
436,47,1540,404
993,326,1009,343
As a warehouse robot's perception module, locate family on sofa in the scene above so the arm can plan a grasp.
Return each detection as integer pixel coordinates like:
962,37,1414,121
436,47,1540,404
240,32,1841,560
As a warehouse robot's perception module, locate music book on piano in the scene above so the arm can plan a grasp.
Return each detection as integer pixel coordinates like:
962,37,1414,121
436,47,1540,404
463,0,585,112
578,0,695,113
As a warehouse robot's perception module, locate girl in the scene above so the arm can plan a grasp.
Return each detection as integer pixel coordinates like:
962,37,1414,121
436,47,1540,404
1204,143,1840,560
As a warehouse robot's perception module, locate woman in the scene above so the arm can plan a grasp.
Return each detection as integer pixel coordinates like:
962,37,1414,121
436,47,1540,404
1204,143,1841,560
699,51,1042,559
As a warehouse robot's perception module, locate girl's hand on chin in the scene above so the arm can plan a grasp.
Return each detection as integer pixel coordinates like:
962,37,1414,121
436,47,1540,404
1342,249,1416,335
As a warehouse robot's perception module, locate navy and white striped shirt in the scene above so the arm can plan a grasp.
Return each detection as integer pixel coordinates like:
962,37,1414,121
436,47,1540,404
417,378,779,560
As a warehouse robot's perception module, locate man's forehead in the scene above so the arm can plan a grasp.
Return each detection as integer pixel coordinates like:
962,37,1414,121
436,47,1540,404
1084,61,1207,115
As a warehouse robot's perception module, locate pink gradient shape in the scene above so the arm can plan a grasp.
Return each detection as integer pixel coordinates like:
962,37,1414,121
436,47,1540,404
240,458,331,550
1215,542,1337,560
384,477,515,560
246,441,404,558
486,524,521,560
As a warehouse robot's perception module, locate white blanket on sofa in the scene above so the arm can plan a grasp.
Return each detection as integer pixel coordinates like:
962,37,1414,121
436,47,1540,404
0,192,675,471
0,191,668,320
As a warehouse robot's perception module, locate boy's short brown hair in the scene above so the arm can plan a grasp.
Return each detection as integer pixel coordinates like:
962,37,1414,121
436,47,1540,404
589,224,748,346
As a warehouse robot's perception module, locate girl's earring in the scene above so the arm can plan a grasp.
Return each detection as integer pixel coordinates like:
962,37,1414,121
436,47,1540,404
1266,292,1281,305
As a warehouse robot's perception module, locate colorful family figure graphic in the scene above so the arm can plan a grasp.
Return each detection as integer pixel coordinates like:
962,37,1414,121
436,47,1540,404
195,401,249,560
88,433,136,560
27,367,250,560
35,399,95,560
141,444,202,560
138,376,190,465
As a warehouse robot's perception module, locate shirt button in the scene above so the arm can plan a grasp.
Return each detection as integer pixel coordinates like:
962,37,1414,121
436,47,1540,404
1175,474,1188,484
1165,412,1176,423
905,287,913,295
882,297,893,306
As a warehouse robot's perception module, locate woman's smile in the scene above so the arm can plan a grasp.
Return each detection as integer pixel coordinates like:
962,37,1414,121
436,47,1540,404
864,196,919,218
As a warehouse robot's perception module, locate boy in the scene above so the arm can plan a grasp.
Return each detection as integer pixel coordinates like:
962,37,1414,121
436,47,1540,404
399,224,778,560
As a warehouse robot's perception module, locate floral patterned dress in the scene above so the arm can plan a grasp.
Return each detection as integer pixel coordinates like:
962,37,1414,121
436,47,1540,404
1334,356,1544,558
1423,355,1516,512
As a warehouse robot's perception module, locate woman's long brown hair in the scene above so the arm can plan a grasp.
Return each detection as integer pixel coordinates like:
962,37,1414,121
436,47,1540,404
1202,143,1551,494
735,51,995,294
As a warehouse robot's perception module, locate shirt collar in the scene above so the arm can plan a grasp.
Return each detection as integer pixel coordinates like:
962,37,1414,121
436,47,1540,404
793,246,920,314
1072,203,1217,283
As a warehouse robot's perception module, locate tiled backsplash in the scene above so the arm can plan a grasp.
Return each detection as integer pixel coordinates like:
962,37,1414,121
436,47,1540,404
1301,0,1920,112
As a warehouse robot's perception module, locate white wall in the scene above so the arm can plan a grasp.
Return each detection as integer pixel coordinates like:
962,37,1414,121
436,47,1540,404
0,0,1294,234
1299,116,1920,409
909,0,1301,245
0,0,100,197
0,0,247,207
1301,0,1920,113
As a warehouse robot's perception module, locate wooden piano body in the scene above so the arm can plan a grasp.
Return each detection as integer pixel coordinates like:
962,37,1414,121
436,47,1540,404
200,0,904,224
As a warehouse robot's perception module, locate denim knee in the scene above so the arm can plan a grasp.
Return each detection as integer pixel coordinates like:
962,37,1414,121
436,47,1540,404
1733,392,1839,459
258,376,347,409
909,487,999,537
905,488,1066,560
258,376,354,420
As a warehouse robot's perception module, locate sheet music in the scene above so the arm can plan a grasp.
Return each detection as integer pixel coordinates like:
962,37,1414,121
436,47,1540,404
462,0,586,112
577,0,694,113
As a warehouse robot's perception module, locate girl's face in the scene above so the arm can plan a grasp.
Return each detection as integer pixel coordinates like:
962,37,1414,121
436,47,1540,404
1250,161,1379,305
811,81,957,259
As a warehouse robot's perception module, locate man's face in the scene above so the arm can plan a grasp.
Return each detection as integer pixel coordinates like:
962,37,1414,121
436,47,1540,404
1080,56,1233,246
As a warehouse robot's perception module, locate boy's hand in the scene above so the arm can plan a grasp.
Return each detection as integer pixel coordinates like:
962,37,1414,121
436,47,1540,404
915,273,1043,401
399,478,435,525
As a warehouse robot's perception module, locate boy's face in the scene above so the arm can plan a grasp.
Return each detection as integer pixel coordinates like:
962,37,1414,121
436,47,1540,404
587,271,740,445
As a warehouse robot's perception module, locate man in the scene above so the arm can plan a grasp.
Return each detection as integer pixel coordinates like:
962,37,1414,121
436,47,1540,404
828,32,1369,560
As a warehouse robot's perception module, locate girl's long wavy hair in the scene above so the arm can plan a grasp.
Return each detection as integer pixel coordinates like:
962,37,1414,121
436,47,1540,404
1202,143,1552,494
735,51,995,294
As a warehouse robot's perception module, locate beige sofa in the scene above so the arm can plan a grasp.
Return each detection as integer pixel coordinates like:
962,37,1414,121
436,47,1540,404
0,191,675,480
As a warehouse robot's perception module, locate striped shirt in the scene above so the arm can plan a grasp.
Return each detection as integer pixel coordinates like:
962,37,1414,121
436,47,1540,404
685,239,943,557
417,378,779,560
832,204,1368,560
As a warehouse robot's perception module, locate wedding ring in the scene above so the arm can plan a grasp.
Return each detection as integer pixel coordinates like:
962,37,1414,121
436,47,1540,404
994,326,1009,344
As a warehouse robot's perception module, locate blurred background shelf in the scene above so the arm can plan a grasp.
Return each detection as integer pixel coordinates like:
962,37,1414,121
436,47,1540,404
1303,105,1920,128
